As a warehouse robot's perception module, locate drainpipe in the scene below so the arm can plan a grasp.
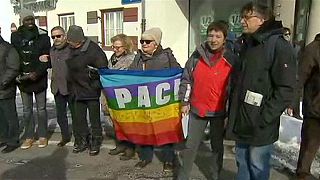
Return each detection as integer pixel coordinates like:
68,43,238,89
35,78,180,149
141,0,146,33
20,0,24,24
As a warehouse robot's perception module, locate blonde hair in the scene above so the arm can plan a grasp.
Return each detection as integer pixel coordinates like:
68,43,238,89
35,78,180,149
110,34,133,54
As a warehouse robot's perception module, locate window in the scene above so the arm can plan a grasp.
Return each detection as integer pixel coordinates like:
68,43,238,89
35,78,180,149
59,13,75,32
101,9,123,48
189,0,251,55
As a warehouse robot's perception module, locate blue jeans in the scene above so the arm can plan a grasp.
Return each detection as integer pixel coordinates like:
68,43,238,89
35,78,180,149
21,91,47,139
235,143,273,180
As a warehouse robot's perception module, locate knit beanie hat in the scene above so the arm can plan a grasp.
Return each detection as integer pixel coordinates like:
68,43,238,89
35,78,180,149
67,25,86,42
141,27,162,45
20,8,34,21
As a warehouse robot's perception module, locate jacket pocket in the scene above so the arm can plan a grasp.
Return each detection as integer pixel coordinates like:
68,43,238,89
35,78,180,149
233,103,262,138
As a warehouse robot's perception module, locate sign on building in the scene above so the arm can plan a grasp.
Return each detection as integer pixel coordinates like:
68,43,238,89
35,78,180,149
121,0,141,5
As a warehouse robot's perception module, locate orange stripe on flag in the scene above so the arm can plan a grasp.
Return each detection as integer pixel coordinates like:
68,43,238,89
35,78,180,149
114,117,181,136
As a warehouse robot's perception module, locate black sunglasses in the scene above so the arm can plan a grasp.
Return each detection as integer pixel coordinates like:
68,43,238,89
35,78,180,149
140,40,153,44
51,35,63,39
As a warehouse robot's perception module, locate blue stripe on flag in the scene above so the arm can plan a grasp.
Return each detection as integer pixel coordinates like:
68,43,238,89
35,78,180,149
99,68,183,88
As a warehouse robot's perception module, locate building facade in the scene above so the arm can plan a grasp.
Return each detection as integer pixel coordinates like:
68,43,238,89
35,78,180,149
10,0,320,65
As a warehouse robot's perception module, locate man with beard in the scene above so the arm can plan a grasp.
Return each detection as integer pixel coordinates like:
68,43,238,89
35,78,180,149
39,26,74,147
11,9,51,149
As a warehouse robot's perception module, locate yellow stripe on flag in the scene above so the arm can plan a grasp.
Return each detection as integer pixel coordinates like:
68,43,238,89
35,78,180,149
109,103,180,123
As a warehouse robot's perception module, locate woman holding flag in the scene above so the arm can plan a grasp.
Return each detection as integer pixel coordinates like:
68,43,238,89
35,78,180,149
129,27,181,172
107,34,136,161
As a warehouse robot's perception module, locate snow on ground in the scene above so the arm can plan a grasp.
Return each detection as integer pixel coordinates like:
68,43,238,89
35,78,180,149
274,115,320,178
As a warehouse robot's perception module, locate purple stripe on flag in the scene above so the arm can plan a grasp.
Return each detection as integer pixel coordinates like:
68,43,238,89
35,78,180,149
103,76,180,99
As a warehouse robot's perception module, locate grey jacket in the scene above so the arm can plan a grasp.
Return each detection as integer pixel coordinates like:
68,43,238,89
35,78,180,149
108,53,134,70
0,36,20,99
50,44,72,96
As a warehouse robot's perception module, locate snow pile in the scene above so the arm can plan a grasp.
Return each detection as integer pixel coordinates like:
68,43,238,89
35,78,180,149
274,115,320,178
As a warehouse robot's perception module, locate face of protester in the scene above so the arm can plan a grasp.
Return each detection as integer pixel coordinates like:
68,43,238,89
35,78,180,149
283,30,291,42
23,16,36,29
112,40,126,57
207,29,226,51
140,39,157,55
241,10,265,34
67,40,82,49
51,29,66,48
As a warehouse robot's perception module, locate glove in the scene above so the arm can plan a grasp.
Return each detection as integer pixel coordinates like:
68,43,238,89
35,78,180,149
28,72,37,81
87,66,99,80
16,73,33,83
16,75,22,83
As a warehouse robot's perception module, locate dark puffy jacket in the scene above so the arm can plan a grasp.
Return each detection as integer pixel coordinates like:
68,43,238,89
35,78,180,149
11,26,50,93
298,35,320,119
0,36,20,99
178,42,239,118
66,39,108,100
129,46,180,70
226,20,297,146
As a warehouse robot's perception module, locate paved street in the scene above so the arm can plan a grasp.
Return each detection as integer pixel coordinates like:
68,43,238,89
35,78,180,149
0,93,316,179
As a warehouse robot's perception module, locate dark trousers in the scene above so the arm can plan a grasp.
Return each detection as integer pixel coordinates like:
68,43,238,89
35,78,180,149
21,90,47,139
73,99,102,142
177,112,224,180
116,140,135,150
296,118,320,178
54,92,75,141
139,144,175,162
0,98,19,146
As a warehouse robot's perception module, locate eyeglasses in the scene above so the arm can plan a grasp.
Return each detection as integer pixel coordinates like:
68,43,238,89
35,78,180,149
51,35,63,39
111,45,124,50
284,33,291,36
140,40,153,44
241,15,259,21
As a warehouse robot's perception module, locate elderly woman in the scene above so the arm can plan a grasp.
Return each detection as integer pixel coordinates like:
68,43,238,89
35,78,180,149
177,21,238,180
107,34,135,160
129,27,180,172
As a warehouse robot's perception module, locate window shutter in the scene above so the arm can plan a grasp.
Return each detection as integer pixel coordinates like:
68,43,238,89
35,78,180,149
87,11,98,24
38,16,47,27
123,7,138,22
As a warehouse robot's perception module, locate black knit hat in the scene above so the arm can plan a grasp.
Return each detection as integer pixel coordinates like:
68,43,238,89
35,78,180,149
67,25,85,42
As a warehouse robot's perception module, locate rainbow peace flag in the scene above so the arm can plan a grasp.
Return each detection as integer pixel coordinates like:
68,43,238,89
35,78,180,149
99,68,184,146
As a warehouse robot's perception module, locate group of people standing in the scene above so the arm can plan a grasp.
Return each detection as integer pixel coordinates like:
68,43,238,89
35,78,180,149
0,1,319,180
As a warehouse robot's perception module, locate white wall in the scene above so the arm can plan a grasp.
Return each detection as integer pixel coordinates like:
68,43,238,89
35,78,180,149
145,0,189,65
306,0,320,44
274,0,296,31
11,0,189,63
0,0,16,42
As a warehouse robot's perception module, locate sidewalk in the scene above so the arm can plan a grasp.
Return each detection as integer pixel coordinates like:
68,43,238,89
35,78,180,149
0,131,300,180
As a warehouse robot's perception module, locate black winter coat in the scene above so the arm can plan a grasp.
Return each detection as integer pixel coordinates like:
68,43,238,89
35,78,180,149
66,39,108,100
0,36,20,99
226,20,297,146
298,35,320,119
11,26,50,93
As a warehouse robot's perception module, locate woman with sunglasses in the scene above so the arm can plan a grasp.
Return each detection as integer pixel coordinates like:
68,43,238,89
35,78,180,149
129,27,181,172
106,34,135,160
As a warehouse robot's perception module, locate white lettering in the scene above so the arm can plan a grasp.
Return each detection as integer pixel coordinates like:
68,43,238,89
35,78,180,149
138,86,151,107
156,83,170,105
114,88,132,109
174,79,180,101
